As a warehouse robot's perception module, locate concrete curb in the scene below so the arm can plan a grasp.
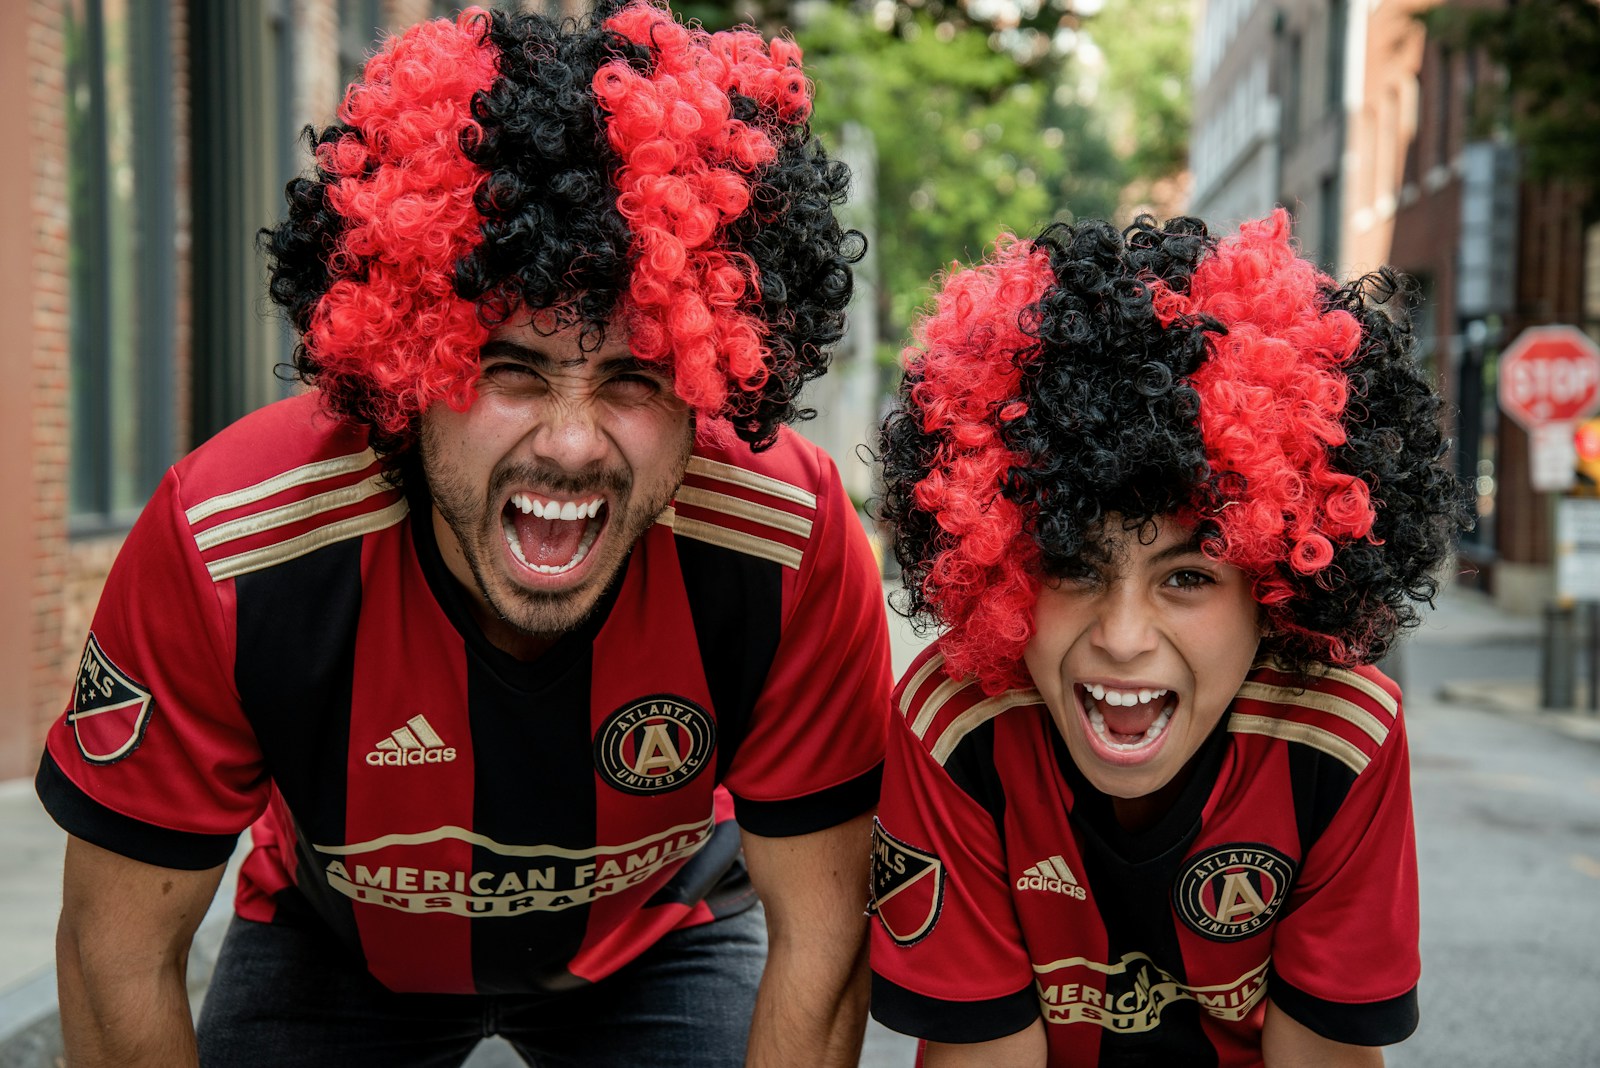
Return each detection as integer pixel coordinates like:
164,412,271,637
1436,681,1600,746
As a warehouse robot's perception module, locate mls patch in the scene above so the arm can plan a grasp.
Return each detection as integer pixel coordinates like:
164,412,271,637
69,633,155,765
869,818,945,946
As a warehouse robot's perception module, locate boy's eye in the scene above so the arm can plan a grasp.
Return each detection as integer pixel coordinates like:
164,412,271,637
1051,564,1100,588
1164,568,1213,590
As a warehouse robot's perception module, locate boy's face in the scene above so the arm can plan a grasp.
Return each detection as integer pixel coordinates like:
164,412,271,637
1023,515,1262,801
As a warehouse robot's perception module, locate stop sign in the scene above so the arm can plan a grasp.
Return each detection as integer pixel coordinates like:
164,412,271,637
1499,325,1600,429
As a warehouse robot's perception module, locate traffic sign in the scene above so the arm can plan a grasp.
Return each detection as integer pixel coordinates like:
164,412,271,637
1499,325,1600,429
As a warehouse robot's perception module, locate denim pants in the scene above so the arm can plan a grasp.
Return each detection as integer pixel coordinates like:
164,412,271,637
195,905,767,1068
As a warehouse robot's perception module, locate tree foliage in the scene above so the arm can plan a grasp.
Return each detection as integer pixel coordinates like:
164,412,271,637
1421,0,1600,191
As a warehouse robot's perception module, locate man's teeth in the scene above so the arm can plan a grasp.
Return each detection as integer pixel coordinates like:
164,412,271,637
1085,683,1168,707
504,518,603,574
508,493,603,520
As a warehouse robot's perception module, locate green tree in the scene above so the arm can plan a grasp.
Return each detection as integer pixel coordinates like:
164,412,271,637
798,4,1122,341
1421,0,1600,195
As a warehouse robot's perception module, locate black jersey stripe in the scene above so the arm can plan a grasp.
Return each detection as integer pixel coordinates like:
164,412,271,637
464,644,600,994
1286,743,1360,857
1267,965,1418,1045
733,761,883,837
871,972,1039,1045
36,749,240,869
1053,729,1223,1068
233,538,366,954
671,535,782,782
938,718,1007,828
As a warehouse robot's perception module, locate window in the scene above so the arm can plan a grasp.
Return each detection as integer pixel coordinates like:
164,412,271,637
1281,32,1302,150
1325,0,1347,113
64,0,175,528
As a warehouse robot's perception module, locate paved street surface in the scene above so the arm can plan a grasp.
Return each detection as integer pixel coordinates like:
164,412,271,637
4,583,1599,1066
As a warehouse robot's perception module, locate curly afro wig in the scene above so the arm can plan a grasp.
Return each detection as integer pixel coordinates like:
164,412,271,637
880,210,1470,693
261,1,860,462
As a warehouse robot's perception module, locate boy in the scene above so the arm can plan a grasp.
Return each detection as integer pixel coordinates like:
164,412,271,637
869,212,1467,1066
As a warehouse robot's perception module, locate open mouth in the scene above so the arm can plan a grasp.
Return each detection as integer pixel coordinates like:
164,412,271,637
500,491,609,577
1078,683,1176,754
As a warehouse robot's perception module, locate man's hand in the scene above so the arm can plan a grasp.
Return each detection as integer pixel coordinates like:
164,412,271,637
1262,1000,1386,1067
56,836,225,1068
740,811,874,1068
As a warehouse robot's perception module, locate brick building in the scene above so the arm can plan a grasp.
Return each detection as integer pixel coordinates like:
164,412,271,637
0,0,581,781
1191,0,1600,613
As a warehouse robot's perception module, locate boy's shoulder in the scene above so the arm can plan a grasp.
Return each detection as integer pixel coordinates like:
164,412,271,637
1226,661,1403,777
893,644,1043,768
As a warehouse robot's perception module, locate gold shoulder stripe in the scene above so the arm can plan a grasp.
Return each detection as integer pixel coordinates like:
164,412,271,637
686,456,817,510
673,484,813,539
897,653,947,717
910,675,970,740
1234,682,1389,745
930,689,1041,766
656,507,803,570
185,448,377,525
194,473,392,553
1227,712,1370,774
206,498,409,582
1316,665,1399,716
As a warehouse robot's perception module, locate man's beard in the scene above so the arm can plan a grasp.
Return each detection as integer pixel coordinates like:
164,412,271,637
423,448,685,641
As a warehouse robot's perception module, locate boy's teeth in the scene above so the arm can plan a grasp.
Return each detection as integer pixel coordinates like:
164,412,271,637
1085,684,1168,707
1087,705,1174,751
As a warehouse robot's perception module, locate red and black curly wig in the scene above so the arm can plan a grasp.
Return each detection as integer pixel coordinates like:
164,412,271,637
261,1,859,461
879,211,1470,694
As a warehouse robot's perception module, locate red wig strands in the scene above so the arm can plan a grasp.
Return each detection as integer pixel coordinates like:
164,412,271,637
903,239,1058,693
1151,209,1378,664
307,9,500,438
595,4,812,418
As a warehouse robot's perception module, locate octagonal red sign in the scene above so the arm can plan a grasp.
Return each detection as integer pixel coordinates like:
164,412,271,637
1499,325,1600,429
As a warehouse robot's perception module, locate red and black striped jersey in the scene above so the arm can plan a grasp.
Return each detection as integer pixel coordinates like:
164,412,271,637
39,392,890,995
869,645,1419,1066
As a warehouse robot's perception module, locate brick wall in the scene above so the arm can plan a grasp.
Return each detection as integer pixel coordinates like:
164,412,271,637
24,2,71,777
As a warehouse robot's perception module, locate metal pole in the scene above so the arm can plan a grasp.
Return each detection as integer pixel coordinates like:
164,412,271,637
1541,602,1577,710
1588,602,1600,714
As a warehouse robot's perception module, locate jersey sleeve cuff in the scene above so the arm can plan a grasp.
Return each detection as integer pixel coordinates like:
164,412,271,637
36,749,240,871
1268,965,1419,1046
731,762,882,838
870,971,1038,1045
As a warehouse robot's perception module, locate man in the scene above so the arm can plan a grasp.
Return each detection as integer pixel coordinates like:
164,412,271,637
38,5,889,1067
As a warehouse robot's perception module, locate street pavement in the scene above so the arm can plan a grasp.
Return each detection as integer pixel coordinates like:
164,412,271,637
3,582,1597,1066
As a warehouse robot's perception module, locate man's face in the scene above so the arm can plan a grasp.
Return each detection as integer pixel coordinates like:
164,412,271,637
1022,516,1262,803
421,317,693,654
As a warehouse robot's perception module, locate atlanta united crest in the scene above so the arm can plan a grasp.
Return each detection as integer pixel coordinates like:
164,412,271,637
69,633,155,765
594,695,716,795
1173,842,1295,942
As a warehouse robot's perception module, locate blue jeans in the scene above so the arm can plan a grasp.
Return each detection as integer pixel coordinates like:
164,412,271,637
195,906,767,1068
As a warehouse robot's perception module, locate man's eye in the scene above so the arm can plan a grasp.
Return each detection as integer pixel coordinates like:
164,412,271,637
605,373,665,402
1165,569,1213,589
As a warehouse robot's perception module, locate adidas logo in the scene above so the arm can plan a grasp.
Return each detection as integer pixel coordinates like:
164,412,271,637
365,715,458,767
1016,855,1087,900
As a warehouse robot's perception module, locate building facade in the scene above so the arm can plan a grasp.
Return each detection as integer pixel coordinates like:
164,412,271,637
1191,0,1600,612
0,0,590,781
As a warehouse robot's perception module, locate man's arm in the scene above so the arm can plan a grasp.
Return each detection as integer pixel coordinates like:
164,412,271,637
56,835,226,1068
924,1020,1048,1068
1262,1001,1385,1068
740,811,874,1068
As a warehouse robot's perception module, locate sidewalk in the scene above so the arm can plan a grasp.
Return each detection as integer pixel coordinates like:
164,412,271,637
0,581,1581,1064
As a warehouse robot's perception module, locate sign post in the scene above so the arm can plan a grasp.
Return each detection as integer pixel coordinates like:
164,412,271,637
1500,325,1600,709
